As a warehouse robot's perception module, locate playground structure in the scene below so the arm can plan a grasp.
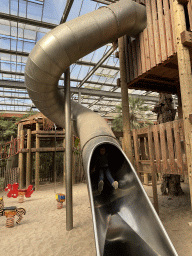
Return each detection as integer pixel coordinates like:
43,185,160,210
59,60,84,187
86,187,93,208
124,0,191,92
24,0,181,255
2,115,186,211
0,112,85,190
0,196,26,227
121,0,192,212
56,193,65,209
4,183,34,203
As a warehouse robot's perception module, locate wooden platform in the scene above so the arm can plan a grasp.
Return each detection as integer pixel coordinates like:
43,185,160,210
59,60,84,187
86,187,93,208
126,54,180,94
124,0,192,94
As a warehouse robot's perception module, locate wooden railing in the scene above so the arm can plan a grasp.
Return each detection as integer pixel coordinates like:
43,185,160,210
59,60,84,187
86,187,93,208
132,119,188,177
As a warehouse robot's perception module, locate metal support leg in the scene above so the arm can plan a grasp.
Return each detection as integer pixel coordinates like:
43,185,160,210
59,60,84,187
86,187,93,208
78,91,81,104
64,68,73,231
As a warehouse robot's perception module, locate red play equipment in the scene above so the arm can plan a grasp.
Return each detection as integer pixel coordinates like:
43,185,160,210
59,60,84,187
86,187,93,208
5,183,34,198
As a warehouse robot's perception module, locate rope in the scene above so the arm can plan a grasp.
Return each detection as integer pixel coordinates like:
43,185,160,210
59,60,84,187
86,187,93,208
0,136,24,160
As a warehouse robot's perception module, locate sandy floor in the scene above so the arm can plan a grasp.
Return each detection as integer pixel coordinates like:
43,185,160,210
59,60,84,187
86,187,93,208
0,182,192,256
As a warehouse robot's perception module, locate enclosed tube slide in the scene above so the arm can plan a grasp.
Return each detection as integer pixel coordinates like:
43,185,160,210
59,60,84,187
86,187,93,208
25,0,178,255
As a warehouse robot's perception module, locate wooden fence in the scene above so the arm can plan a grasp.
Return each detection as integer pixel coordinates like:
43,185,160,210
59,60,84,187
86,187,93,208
132,119,187,178
0,167,19,190
30,150,86,184
125,0,192,82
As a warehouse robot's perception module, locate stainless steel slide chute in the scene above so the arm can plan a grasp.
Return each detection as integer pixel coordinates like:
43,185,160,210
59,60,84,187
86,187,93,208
83,137,178,255
25,0,178,255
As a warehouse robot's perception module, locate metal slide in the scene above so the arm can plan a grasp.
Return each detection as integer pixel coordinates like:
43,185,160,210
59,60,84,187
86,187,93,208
25,0,178,255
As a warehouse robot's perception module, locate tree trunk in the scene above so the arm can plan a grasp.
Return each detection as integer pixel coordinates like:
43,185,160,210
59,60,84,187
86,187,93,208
152,93,184,196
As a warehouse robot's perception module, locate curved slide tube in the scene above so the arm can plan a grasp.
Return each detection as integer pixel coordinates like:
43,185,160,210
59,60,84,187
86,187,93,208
25,0,178,255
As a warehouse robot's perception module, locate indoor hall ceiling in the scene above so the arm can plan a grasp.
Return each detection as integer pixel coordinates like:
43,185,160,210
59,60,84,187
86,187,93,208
0,0,177,121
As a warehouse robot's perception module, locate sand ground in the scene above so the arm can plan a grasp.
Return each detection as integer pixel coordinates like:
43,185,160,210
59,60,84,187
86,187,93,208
0,182,192,256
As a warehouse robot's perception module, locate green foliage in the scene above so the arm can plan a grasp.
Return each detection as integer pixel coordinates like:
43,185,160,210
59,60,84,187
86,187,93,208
112,97,153,132
74,137,80,148
0,116,17,143
0,111,38,144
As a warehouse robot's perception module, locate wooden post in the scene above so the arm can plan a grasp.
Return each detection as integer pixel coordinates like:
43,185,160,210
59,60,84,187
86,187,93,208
19,128,24,189
172,0,192,209
140,137,147,160
144,173,149,185
132,129,141,179
140,136,149,184
17,124,21,151
0,145,2,160
148,126,159,214
26,129,31,187
53,136,56,183
177,87,183,119
10,136,14,157
118,36,134,166
35,123,40,191
72,136,75,185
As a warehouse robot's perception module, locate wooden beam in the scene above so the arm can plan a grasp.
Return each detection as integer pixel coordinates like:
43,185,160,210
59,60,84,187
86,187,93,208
177,0,189,5
35,123,40,191
36,135,65,138
132,129,142,179
177,86,183,119
19,128,24,189
180,31,192,47
31,130,65,135
119,36,134,165
26,129,31,187
172,0,192,209
21,147,65,153
153,125,161,173
189,113,192,123
148,126,159,214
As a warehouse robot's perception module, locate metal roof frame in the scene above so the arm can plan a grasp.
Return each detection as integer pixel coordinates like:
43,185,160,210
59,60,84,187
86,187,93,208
0,0,162,120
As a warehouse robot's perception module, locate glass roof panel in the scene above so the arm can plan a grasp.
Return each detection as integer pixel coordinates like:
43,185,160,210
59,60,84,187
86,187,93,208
24,29,36,40
103,54,119,67
0,53,11,62
1,62,11,72
10,0,19,16
16,40,24,51
27,2,43,20
36,31,46,41
42,0,66,24
78,0,99,16
0,24,10,36
1,0,9,13
70,81,77,88
19,0,27,18
23,41,35,52
10,39,17,50
21,56,28,63
0,0,160,119
83,45,108,63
